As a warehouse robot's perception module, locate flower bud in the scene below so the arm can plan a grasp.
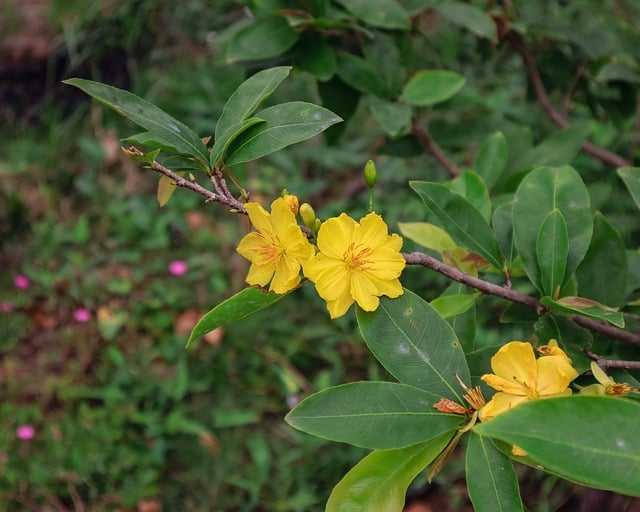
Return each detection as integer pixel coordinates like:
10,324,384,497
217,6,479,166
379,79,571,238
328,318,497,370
299,202,316,229
364,159,377,188
282,194,299,215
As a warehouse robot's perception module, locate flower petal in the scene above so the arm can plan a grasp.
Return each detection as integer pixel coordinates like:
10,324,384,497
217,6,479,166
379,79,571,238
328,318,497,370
478,392,528,421
536,355,578,396
350,271,380,311
245,202,273,234
270,255,301,293
245,262,274,287
326,294,355,319
316,214,356,259
490,341,537,391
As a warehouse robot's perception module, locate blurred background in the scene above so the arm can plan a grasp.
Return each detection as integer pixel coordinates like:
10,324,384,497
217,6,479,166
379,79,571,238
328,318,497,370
2,1,639,511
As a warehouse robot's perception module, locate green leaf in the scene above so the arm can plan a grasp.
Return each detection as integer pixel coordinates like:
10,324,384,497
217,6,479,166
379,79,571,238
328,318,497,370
63,78,209,165
447,171,492,223
491,200,521,275
433,1,497,42
430,293,479,319
398,222,457,253
466,433,524,512
536,209,569,297
211,118,265,167
401,70,466,107
369,97,412,138
512,166,593,293
295,32,337,81
576,213,628,307
187,287,286,347
474,131,508,190
336,51,388,97
336,0,411,30
225,16,299,63
511,125,592,172
357,288,470,401
617,167,640,212
225,102,342,165
410,181,504,270
285,382,462,449
326,433,454,512
474,396,640,496
215,66,291,141
540,296,624,328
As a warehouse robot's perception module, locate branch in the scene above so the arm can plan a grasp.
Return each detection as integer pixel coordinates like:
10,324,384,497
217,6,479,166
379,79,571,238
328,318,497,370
150,160,247,214
403,251,640,346
506,31,632,169
584,349,640,371
411,119,460,177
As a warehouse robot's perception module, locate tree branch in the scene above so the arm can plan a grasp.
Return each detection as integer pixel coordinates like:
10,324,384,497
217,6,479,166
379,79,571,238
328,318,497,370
403,251,640,346
506,31,632,169
584,349,640,371
411,119,460,177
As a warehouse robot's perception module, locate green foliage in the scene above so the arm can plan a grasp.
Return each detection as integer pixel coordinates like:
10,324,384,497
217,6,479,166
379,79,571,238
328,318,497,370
6,0,640,510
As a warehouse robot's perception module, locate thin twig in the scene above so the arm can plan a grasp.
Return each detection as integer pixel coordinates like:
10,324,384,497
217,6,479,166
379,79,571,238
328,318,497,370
411,119,460,177
561,60,587,116
506,31,632,169
150,160,247,213
403,251,640,346
584,349,640,370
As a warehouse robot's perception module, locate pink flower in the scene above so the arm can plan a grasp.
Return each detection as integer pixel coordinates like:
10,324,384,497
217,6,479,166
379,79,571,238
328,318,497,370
168,260,188,276
14,275,30,289
74,308,92,322
0,301,14,313
16,425,36,441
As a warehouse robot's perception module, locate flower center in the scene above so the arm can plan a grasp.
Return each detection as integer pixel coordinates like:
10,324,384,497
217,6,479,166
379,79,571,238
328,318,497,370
343,242,372,270
255,231,283,264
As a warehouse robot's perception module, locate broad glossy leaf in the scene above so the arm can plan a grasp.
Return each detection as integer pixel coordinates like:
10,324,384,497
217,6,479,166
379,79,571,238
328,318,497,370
511,125,591,172
285,382,463,449
326,433,453,512
63,78,209,165
536,209,569,297
336,51,388,97
433,1,497,42
492,200,520,274
370,97,412,138
398,222,456,253
617,167,640,211
448,171,492,223
410,181,504,270
474,131,508,190
576,213,628,307
187,287,285,347
363,31,407,98
225,102,342,165
225,16,299,63
540,296,624,328
357,288,470,400
337,0,410,29
474,396,640,496
295,32,337,81
215,66,291,141
401,70,466,107
211,118,265,167
430,293,479,319
512,166,593,293
466,433,524,512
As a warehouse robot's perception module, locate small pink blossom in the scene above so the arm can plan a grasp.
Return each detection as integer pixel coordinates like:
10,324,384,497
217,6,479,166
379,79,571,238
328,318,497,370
74,308,92,322
0,301,14,313
14,275,30,289
168,260,188,276
16,425,36,441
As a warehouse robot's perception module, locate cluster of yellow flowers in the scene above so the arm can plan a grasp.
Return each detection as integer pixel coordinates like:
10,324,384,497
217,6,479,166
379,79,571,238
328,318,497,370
236,196,406,318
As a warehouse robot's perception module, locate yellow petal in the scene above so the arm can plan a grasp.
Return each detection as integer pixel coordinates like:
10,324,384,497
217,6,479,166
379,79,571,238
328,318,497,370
511,445,528,457
269,255,301,293
316,214,356,259
305,257,350,302
363,272,404,298
350,271,380,311
536,355,578,396
490,341,537,391
481,373,529,396
245,202,273,234
354,212,389,248
245,262,274,287
478,392,528,421
326,294,355,319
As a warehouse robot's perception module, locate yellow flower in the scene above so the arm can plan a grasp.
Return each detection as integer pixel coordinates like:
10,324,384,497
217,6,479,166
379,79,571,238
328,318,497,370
479,341,578,421
236,197,314,294
303,212,405,318
580,361,637,396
